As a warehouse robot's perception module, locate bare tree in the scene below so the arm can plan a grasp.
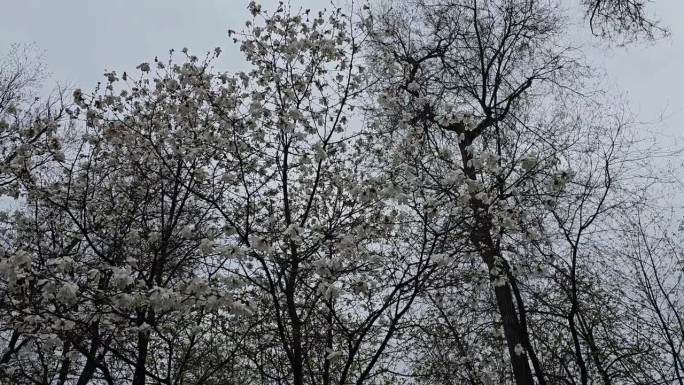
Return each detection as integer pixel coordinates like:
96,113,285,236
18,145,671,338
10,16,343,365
582,0,667,42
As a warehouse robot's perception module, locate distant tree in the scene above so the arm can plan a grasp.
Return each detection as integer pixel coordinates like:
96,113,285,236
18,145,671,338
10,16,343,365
0,43,65,195
583,0,667,42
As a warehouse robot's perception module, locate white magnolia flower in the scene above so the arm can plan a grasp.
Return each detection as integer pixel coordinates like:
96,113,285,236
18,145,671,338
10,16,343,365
41,281,58,299
44,334,62,352
521,155,537,171
199,238,215,254
249,235,270,252
323,284,341,300
51,257,73,273
351,279,370,295
514,343,525,356
147,231,161,243
137,322,151,332
112,267,134,289
248,0,262,16
73,88,84,104
283,223,300,237
149,287,176,311
432,253,452,267
113,293,134,309
57,282,79,304
325,349,344,360
180,225,194,238
136,62,150,72
14,251,32,270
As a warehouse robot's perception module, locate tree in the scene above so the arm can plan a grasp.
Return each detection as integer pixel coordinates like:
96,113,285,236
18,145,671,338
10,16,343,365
0,1,679,385
0,43,64,196
583,0,667,42
363,0,663,383
1,4,438,384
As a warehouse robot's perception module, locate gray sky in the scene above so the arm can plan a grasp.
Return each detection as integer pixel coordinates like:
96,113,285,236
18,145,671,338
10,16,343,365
1,0,682,138
581,1,684,139
0,0,319,85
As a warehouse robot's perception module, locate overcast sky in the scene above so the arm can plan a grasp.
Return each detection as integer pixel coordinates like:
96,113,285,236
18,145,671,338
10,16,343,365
1,0,682,138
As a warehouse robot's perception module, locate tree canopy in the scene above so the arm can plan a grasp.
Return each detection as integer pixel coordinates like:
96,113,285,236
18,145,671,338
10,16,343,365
0,1,681,385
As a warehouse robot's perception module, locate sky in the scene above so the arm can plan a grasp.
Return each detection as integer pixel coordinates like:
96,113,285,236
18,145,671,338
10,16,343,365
580,1,684,139
1,0,682,139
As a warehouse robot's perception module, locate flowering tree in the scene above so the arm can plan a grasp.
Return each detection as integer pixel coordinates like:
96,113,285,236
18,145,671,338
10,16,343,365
0,44,64,197
362,0,664,384
1,4,442,385
0,1,679,385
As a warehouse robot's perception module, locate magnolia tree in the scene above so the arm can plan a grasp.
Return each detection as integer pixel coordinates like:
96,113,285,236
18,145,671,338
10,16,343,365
0,4,440,385
0,43,65,197
362,0,664,384
0,1,679,385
